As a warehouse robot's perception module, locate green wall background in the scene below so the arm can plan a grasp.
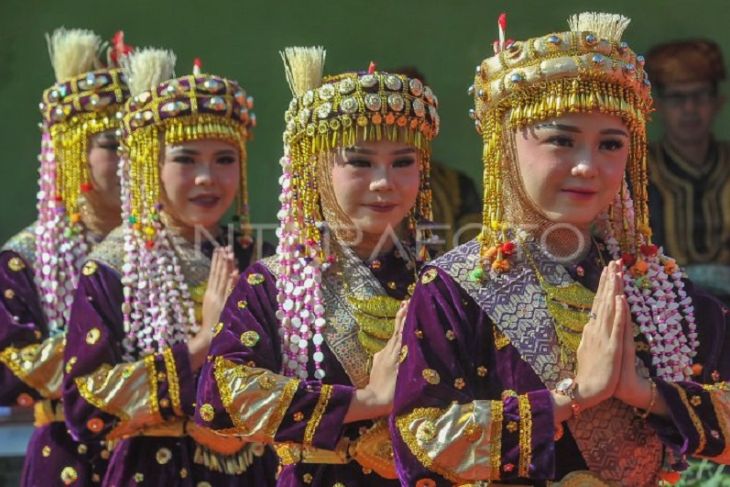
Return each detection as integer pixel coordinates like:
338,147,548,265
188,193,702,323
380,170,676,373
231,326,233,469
1,0,728,242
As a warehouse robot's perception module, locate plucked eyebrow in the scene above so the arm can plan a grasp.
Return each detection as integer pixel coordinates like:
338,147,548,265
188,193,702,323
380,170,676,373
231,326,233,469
345,146,417,156
534,122,629,137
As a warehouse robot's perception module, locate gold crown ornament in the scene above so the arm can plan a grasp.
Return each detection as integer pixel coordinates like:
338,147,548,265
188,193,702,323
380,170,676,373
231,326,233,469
470,12,655,272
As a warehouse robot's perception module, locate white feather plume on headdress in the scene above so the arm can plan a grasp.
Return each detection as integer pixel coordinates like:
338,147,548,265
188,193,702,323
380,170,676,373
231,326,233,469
46,27,102,82
280,46,326,98
120,47,176,96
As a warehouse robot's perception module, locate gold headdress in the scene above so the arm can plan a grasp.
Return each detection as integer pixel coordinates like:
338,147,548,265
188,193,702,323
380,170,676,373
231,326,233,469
40,27,130,222
120,50,255,243
471,12,654,267
281,46,439,256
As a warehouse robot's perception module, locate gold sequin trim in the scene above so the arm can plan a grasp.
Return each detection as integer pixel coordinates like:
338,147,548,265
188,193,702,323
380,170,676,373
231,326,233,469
199,403,215,422
399,345,408,363
518,394,532,477
454,378,465,390
671,383,706,454
265,377,300,439
445,330,456,341
163,347,183,416
421,268,438,284
237,300,248,309
293,411,304,422
422,368,440,385
247,273,265,285
493,327,510,350
85,328,101,345
304,384,333,446
707,389,730,462
65,356,77,374
477,366,488,377
415,419,436,443
7,257,25,272
258,374,276,390
3,289,15,299
82,261,98,276
240,330,260,347
394,407,463,484
42,445,51,457
60,466,78,485
144,354,160,414
691,395,703,407
490,400,504,476
212,322,224,336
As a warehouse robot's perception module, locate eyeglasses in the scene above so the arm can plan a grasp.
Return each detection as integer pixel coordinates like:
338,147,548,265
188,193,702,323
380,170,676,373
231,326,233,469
659,88,717,107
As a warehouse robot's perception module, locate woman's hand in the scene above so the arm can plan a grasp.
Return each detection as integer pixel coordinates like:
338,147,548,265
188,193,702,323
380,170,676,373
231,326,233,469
573,260,626,410
345,299,409,423
188,247,238,370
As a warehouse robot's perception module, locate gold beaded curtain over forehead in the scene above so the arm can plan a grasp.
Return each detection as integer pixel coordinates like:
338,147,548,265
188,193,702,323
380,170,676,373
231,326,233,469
281,46,440,251
41,28,129,217
121,49,254,232
471,12,654,255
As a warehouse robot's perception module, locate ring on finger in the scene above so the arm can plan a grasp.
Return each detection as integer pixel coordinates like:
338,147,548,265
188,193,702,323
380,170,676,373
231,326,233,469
589,312,598,321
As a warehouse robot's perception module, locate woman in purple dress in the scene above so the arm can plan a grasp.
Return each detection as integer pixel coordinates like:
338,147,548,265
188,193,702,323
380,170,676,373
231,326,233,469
391,12,730,486
194,47,439,486
61,48,276,486
0,28,131,486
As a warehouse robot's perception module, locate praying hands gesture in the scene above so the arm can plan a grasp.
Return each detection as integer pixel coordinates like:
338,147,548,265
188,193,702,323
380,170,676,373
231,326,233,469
572,260,627,410
552,260,667,424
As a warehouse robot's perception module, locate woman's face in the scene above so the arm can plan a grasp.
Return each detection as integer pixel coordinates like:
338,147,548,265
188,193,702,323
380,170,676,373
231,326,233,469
514,111,630,228
160,139,240,232
87,131,121,211
330,139,420,239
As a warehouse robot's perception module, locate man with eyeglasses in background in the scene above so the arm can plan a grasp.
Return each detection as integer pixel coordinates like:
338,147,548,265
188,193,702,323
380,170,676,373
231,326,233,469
647,39,730,305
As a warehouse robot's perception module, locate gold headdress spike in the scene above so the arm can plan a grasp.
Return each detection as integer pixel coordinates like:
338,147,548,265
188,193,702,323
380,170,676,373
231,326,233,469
46,27,101,82
280,46,326,97
567,12,630,42
121,47,176,97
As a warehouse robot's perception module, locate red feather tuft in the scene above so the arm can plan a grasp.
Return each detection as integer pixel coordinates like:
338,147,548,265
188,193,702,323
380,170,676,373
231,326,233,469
110,31,134,66
368,61,376,74
498,13,507,30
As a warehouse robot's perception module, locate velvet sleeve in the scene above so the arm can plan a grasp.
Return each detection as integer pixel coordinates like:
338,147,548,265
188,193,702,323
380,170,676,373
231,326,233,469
0,250,53,405
390,267,556,486
195,262,355,450
62,261,196,443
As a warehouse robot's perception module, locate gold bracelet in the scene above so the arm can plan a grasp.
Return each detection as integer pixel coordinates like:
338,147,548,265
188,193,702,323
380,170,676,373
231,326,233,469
634,378,657,419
